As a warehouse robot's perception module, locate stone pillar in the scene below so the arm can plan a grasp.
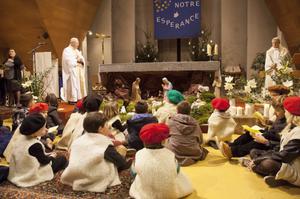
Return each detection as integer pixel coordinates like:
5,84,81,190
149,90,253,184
221,0,247,72
135,0,154,44
246,0,277,77
87,0,112,88
112,0,135,63
201,0,221,46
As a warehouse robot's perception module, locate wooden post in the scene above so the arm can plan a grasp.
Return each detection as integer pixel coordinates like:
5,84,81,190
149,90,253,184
177,38,181,62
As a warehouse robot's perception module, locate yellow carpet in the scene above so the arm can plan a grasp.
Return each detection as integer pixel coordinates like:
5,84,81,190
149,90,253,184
182,146,300,199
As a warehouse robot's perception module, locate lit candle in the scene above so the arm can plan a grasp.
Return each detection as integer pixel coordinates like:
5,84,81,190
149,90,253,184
245,104,252,116
230,106,237,116
264,104,270,118
237,107,243,116
207,44,212,56
214,44,218,56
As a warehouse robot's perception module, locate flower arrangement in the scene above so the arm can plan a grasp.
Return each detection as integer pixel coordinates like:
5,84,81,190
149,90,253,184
242,79,258,104
224,76,235,98
22,66,55,102
271,56,294,86
224,75,261,103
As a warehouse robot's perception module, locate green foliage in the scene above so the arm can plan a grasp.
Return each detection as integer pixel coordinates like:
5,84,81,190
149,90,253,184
116,99,124,109
119,113,133,122
126,101,136,112
251,52,266,71
23,66,55,102
99,100,107,111
250,52,266,94
200,92,215,103
271,56,294,85
188,26,211,61
191,103,213,125
135,32,158,63
197,116,210,125
186,95,197,104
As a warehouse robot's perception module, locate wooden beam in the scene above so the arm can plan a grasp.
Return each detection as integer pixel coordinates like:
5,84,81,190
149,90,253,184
265,0,300,55
35,0,102,63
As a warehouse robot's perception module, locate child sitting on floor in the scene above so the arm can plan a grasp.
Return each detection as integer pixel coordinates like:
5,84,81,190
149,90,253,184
130,123,193,199
8,113,68,187
12,93,33,132
61,112,131,192
166,101,208,166
154,89,184,124
56,98,86,150
0,165,9,183
3,102,53,161
242,96,300,187
45,93,64,135
59,94,103,150
103,101,127,143
220,97,286,159
206,98,236,149
127,100,158,151
0,116,12,157
29,103,55,150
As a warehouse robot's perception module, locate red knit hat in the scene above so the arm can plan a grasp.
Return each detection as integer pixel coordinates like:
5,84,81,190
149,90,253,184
76,99,84,111
283,96,300,116
140,123,169,145
211,98,230,111
29,103,49,114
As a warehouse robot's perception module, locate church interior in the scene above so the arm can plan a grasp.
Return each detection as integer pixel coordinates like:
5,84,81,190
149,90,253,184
0,0,300,198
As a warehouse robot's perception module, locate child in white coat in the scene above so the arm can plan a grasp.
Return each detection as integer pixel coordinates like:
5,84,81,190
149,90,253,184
130,123,193,199
206,98,236,149
61,112,131,192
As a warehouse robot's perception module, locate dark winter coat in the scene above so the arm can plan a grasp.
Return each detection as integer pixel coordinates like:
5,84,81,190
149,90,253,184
127,115,158,151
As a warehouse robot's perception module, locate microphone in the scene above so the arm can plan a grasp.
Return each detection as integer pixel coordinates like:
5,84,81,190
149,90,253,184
38,42,46,45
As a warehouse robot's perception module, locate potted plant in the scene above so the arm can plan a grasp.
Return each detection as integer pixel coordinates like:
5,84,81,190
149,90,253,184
21,66,55,102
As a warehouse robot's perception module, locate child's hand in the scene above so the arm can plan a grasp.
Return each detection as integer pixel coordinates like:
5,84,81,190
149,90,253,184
107,133,115,139
49,152,57,158
112,140,122,146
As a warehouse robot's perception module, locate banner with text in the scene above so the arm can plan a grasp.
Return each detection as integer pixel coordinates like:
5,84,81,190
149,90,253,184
153,0,201,39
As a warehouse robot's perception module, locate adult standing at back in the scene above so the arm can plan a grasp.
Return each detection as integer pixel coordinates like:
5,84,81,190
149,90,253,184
264,37,289,90
61,38,87,104
3,49,24,107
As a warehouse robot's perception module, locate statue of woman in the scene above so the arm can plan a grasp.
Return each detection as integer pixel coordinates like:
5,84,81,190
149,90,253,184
162,77,173,99
131,77,142,102
212,76,222,98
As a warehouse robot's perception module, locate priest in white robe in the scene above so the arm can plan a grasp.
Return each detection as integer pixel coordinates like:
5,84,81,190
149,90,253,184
61,38,87,103
264,37,289,90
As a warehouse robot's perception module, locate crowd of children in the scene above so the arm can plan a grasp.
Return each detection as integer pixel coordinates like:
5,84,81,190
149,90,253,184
0,85,300,197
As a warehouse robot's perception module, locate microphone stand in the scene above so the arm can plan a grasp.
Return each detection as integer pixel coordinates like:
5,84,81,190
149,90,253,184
27,43,44,75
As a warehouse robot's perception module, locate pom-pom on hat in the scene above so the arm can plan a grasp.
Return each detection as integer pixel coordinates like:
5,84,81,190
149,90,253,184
76,98,85,112
211,98,230,111
283,96,300,116
140,123,169,145
20,113,46,135
167,90,184,105
29,103,49,114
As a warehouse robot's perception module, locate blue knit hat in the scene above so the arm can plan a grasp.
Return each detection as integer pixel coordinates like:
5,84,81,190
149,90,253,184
167,90,184,105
